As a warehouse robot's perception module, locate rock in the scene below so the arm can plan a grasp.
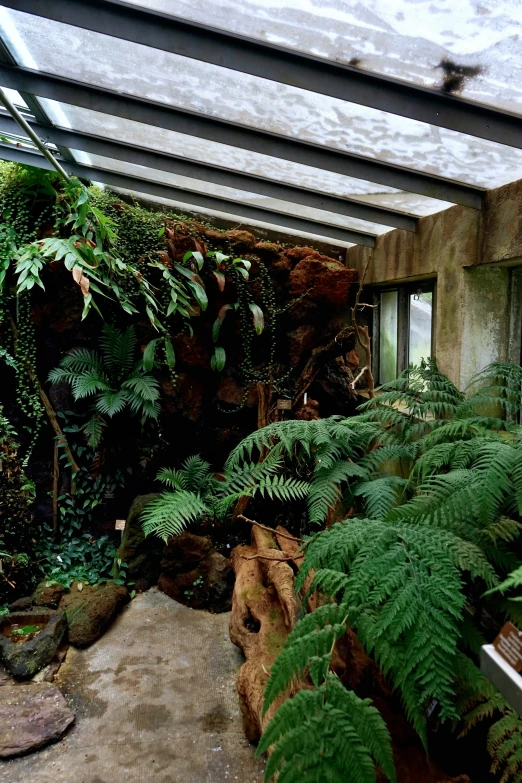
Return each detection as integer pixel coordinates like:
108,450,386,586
267,254,292,280
8,596,33,611
204,228,257,252
287,324,317,366
59,582,129,648
288,254,358,307
283,246,320,266
33,582,66,608
158,533,234,613
114,493,164,588
217,369,258,408
171,332,211,368
285,297,322,325
0,682,74,758
0,610,66,680
160,372,205,422
254,242,283,260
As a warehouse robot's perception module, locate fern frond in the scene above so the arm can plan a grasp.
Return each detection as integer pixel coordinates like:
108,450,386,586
121,373,161,402
82,414,105,447
353,476,408,519
156,467,187,491
95,389,130,417
141,490,210,541
99,323,136,378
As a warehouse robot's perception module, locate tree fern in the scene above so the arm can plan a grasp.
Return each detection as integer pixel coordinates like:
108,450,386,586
141,490,210,540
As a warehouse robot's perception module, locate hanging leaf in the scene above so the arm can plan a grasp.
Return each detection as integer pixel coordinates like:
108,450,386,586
249,303,264,335
237,267,249,280
214,251,229,266
164,338,176,369
234,257,251,271
182,250,204,270
188,281,208,312
72,265,90,296
212,271,226,292
212,304,233,343
211,346,226,372
143,338,161,371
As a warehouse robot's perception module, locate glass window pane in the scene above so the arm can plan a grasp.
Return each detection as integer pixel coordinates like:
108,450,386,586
409,291,433,367
379,291,398,384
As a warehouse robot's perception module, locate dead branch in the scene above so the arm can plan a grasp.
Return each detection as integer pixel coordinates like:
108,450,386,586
241,553,297,562
293,326,357,407
350,366,368,389
238,514,303,543
351,255,375,398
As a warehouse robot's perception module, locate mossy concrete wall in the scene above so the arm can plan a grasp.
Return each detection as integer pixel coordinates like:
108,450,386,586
346,178,522,389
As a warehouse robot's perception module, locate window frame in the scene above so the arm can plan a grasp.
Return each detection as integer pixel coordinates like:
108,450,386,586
372,280,437,385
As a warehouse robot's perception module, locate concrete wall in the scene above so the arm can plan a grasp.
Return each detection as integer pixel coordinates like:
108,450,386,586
346,178,522,389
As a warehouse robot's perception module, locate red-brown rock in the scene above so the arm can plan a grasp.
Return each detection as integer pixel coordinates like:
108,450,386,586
287,324,317,366
0,683,74,758
289,254,357,307
254,242,284,260
217,370,258,408
171,332,211,368
160,372,205,422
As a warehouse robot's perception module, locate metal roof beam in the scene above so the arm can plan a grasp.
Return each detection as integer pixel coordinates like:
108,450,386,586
0,143,376,246
0,114,416,231
0,64,484,210
6,0,522,151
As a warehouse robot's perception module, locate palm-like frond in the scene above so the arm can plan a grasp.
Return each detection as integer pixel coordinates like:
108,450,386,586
141,490,210,541
99,323,136,379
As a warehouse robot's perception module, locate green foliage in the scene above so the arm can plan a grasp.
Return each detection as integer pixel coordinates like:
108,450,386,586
253,360,522,782
36,527,118,589
48,324,160,446
141,453,309,542
260,673,396,783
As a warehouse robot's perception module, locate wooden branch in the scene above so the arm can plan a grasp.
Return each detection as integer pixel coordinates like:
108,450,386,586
238,514,303,543
350,366,368,389
241,553,296,562
350,254,375,398
52,440,59,532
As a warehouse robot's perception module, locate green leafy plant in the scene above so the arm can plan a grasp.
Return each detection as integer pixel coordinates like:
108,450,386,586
141,454,309,541
36,528,118,589
48,324,160,446
248,360,522,782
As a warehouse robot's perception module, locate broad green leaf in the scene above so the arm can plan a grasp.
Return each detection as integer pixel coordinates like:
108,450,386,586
249,303,264,335
212,304,233,343
143,338,161,371
211,346,226,372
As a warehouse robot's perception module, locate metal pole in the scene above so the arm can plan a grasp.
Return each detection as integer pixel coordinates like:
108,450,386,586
0,87,71,182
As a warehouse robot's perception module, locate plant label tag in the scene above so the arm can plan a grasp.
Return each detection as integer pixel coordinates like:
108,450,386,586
115,519,126,531
493,622,522,672
277,399,292,410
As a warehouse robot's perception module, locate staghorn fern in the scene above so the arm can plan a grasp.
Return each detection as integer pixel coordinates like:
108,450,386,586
48,324,160,446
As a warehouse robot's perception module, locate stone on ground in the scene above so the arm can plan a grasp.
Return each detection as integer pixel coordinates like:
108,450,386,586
0,683,74,758
0,609,66,680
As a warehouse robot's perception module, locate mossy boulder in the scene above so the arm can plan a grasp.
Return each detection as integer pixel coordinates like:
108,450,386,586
59,582,129,648
33,582,67,609
113,493,164,588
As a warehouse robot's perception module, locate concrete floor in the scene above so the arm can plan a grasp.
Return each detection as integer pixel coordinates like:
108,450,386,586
0,589,265,783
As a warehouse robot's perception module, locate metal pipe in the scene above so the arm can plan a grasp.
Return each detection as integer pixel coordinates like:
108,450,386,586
0,87,71,182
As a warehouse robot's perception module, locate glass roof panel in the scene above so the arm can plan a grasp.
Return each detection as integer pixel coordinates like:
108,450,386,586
67,149,394,235
127,0,522,116
4,10,522,191
100,184,356,250
38,100,451,217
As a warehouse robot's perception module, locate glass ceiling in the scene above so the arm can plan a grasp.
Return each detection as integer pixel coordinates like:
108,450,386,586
0,3,521,243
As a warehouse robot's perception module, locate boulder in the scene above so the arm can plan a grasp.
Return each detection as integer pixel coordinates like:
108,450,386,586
0,683,74,758
33,581,66,608
204,228,257,252
254,241,283,260
59,582,129,648
0,610,66,680
217,369,258,408
158,533,234,613
288,254,357,307
113,493,164,588
171,331,211,368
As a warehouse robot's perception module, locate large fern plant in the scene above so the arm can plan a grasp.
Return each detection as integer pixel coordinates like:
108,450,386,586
141,453,309,541
48,324,160,446
249,360,522,783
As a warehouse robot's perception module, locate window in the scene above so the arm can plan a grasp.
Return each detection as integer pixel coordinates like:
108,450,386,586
373,283,436,384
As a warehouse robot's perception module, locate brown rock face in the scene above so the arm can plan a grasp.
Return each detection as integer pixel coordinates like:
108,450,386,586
59,582,129,648
158,533,234,613
289,254,357,307
254,242,284,260
287,324,317,366
0,683,74,758
205,229,257,252
33,582,66,609
171,332,211,368
217,370,258,408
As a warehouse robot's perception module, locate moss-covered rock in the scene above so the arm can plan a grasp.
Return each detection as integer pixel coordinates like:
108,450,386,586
113,494,164,589
59,582,129,648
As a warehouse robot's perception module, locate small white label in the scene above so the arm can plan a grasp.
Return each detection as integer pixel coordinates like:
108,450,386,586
115,519,126,531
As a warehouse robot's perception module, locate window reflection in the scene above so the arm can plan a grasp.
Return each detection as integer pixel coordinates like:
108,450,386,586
409,292,433,366
379,290,398,384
